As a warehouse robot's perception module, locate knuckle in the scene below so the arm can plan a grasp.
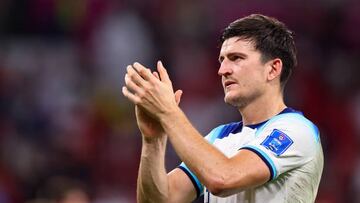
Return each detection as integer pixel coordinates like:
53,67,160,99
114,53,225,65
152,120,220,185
137,91,146,99
129,72,136,79
137,92,144,99
143,84,153,92
139,68,146,75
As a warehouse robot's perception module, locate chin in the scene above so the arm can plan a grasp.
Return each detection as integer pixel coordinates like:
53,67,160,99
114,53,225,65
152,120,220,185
224,95,238,106
224,94,248,108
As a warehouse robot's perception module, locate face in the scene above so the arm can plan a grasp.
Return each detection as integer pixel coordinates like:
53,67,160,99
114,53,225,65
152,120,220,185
218,37,269,108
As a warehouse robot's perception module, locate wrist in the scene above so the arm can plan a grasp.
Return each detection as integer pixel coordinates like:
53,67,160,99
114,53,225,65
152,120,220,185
142,135,167,157
158,105,181,125
142,134,167,144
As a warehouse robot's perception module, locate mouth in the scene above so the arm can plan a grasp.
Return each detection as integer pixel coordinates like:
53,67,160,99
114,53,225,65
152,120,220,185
224,80,236,88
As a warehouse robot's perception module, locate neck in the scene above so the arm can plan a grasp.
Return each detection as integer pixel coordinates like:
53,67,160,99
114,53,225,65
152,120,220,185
238,90,286,126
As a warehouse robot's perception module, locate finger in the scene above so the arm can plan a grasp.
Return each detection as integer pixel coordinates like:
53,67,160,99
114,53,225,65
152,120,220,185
153,71,160,80
133,62,156,82
125,74,145,96
157,60,172,85
126,65,146,87
122,86,140,104
174,89,183,105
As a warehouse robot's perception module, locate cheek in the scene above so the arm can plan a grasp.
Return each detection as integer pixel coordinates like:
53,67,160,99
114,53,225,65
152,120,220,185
239,74,257,89
248,68,266,85
237,74,264,96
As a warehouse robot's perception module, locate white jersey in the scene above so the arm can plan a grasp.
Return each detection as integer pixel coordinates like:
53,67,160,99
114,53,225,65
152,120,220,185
179,108,323,203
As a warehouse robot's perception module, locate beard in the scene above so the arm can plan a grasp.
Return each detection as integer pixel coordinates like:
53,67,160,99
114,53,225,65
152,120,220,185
224,88,262,109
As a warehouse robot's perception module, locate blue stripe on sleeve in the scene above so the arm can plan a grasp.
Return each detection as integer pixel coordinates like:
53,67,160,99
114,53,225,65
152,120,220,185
207,126,222,144
240,146,278,180
176,122,243,197
178,163,203,197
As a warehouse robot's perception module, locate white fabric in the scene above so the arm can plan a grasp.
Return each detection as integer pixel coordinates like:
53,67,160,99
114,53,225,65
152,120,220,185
182,111,324,203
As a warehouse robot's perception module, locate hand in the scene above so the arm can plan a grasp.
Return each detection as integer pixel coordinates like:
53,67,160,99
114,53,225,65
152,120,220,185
123,61,181,119
135,90,182,139
123,61,182,138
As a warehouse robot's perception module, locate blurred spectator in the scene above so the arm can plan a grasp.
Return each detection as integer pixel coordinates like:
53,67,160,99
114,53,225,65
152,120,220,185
28,176,90,203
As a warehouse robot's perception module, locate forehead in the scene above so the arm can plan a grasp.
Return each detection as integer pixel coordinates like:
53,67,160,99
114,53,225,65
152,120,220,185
219,37,256,55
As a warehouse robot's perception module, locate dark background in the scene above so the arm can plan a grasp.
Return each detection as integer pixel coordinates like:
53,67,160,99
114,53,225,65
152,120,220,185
0,0,359,202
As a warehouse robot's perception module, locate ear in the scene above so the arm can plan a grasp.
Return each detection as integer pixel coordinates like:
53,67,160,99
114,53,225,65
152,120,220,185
267,58,282,82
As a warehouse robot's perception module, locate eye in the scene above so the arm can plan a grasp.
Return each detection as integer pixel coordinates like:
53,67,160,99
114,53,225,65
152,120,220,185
218,56,224,64
229,55,242,61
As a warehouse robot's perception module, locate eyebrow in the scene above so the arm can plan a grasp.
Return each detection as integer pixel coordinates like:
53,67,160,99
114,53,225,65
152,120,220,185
218,52,247,63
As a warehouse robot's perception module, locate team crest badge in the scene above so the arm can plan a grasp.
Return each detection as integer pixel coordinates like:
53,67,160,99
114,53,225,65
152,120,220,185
261,129,293,156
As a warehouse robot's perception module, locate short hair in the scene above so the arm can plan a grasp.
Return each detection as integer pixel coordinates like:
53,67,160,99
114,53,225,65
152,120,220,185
221,14,297,88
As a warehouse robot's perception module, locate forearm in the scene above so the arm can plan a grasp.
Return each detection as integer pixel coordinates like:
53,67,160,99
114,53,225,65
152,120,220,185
137,136,169,203
160,107,229,189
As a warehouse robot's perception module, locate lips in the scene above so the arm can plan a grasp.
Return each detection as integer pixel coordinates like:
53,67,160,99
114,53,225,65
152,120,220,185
224,80,236,88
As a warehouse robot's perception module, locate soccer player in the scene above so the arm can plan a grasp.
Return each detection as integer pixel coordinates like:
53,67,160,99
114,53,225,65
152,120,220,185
122,14,323,203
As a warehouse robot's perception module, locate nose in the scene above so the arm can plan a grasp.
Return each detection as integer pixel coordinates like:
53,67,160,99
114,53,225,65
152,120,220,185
218,60,233,76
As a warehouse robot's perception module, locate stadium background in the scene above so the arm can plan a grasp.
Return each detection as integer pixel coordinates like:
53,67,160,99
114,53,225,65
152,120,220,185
0,0,359,202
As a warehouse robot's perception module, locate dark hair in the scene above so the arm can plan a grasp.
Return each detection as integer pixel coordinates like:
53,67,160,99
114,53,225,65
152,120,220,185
221,14,297,88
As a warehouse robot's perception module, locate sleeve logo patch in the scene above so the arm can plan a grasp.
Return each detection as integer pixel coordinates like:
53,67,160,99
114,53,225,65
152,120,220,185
261,129,293,156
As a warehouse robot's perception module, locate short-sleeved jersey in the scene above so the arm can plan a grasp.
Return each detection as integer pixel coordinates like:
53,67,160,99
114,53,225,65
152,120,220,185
178,108,323,203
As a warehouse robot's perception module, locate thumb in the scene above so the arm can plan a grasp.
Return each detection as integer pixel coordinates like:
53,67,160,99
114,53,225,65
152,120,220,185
157,60,172,85
174,89,183,105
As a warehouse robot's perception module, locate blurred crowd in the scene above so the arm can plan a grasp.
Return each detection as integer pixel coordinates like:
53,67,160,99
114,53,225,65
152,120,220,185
0,0,359,202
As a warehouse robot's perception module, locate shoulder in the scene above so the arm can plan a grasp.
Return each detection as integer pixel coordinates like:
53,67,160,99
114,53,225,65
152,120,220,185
242,112,323,179
255,112,321,160
257,112,320,142
206,122,242,143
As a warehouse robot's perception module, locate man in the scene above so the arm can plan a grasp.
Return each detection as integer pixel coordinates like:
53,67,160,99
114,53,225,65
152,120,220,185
122,14,323,203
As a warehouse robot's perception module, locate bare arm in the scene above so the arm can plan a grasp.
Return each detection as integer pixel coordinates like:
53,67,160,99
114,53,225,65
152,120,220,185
160,107,270,196
168,168,198,203
137,136,168,203
137,136,197,203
